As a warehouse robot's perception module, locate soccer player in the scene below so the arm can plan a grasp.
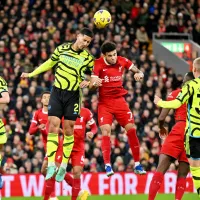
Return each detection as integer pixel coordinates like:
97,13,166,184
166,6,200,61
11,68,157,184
44,107,97,200
154,58,200,198
0,76,10,189
21,28,94,182
90,41,146,176
29,91,50,151
29,91,60,200
149,72,194,200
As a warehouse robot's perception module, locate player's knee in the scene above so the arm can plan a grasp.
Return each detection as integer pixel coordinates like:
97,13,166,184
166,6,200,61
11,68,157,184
73,170,81,179
125,123,135,132
100,125,111,136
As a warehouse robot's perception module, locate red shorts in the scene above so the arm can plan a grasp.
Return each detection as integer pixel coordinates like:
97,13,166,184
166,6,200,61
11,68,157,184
98,97,134,127
44,142,63,164
70,150,84,167
160,121,188,163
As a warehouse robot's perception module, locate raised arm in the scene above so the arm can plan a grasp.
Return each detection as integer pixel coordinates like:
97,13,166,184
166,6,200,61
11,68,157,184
21,46,60,78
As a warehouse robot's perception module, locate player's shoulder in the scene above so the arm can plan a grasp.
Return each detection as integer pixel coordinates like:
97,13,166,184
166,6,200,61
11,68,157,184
188,78,200,87
117,56,131,66
172,88,181,95
35,108,42,114
81,49,94,59
56,43,71,51
117,56,129,62
0,76,7,85
94,57,104,67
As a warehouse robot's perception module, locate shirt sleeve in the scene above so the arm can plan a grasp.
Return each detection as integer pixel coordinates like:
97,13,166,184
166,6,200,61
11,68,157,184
166,91,177,101
28,47,60,77
31,111,38,124
86,55,94,72
91,59,101,77
0,78,8,94
87,110,95,125
158,99,182,109
120,56,133,70
176,82,194,104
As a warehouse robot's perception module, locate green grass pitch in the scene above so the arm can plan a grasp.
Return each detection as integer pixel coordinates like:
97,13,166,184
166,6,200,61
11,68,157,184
2,193,199,200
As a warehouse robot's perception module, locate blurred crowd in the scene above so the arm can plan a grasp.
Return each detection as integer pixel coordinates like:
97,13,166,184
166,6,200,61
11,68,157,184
0,0,198,174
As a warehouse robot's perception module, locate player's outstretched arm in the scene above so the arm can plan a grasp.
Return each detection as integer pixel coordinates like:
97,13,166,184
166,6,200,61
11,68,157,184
154,95,182,109
21,59,56,78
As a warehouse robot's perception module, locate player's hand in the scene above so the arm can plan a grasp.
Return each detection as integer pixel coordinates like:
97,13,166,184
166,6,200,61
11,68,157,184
80,80,90,88
86,131,94,139
159,127,168,139
38,124,46,130
154,95,162,105
134,72,144,81
21,72,29,78
92,77,103,87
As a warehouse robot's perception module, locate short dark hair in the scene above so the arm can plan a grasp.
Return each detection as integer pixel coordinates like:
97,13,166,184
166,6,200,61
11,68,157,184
80,28,94,38
41,91,50,98
100,41,116,54
186,72,194,80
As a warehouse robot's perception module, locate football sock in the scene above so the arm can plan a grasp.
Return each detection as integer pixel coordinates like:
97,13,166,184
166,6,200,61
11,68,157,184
127,128,140,162
62,135,74,167
72,178,81,200
47,133,59,166
44,178,55,200
148,172,164,200
190,166,200,197
0,153,2,167
101,136,111,165
64,173,73,187
175,177,186,200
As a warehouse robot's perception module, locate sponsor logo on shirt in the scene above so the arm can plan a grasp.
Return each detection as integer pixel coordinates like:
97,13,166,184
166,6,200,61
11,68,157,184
74,125,83,129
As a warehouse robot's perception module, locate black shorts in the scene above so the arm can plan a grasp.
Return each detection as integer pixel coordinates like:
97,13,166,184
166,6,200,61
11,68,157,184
185,135,200,160
48,86,80,121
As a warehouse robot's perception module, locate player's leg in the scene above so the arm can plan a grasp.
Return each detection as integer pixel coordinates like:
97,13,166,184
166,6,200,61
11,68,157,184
185,134,200,197
46,88,63,180
0,122,7,189
0,144,4,189
72,166,83,200
148,154,173,200
43,158,60,200
98,103,114,176
73,166,89,200
114,97,145,174
56,90,80,182
176,159,189,200
64,151,89,200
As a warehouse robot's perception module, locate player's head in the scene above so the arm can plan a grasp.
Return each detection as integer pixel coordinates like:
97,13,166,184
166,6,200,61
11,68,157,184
41,91,50,107
76,28,93,50
101,41,117,65
182,72,194,85
193,57,200,77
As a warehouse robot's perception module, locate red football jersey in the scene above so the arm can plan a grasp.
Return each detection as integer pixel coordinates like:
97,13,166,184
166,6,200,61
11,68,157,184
73,108,95,151
31,108,48,145
167,89,186,121
92,56,133,99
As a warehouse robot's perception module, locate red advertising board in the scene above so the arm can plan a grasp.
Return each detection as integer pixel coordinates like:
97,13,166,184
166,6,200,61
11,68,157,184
0,172,195,197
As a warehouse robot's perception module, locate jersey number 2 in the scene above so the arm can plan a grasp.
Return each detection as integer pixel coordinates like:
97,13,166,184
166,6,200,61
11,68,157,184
74,103,79,112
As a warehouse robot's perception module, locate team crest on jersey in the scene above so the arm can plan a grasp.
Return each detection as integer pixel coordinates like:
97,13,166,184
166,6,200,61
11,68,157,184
119,66,122,72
